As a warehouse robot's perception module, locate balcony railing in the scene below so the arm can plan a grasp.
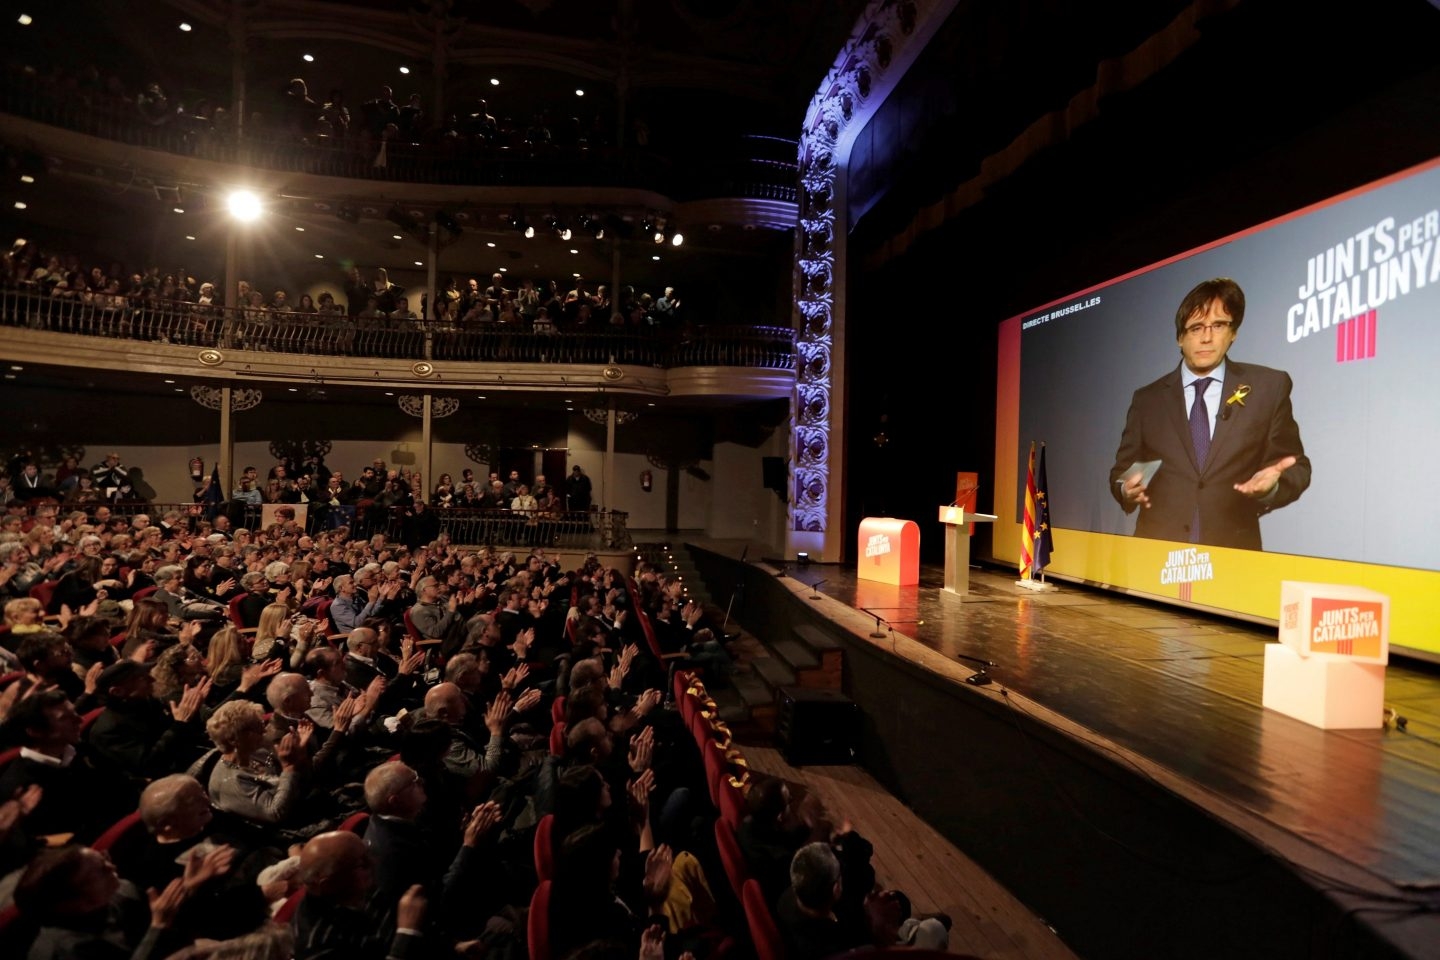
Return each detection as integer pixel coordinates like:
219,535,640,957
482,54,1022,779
13,500,631,550
0,74,798,202
0,287,797,370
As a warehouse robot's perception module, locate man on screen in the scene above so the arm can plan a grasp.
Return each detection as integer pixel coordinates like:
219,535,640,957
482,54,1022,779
1109,278,1310,550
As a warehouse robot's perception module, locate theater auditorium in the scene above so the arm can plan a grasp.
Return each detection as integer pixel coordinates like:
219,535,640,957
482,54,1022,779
2,2,1439,959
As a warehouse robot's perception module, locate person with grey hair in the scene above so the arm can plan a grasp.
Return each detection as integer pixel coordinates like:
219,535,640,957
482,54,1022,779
409,575,465,654
153,563,188,617
193,700,308,827
363,761,504,907
776,841,863,960
330,572,386,632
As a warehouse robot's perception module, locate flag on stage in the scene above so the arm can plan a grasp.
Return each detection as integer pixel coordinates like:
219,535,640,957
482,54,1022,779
202,463,222,505
1034,443,1053,573
1021,442,1037,580
1021,441,1055,580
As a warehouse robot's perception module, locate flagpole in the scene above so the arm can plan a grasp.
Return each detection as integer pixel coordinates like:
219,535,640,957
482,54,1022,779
1017,439,1058,593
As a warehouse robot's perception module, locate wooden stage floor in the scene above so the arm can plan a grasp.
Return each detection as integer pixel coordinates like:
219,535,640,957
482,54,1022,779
677,536,1440,955
775,560,1440,889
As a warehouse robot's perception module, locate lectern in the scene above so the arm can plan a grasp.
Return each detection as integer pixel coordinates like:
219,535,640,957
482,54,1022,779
938,506,996,596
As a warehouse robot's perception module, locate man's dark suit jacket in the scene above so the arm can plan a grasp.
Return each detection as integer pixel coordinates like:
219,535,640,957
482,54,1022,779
1109,360,1310,550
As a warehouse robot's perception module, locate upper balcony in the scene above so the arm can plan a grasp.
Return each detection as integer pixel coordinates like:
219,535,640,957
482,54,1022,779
0,286,796,403
0,71,799,209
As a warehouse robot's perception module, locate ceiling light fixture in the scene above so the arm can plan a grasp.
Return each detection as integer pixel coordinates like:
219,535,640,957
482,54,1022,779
185,235,196,240
19,175,34,184
173,207,184,214
178,22,192,32
18,14,33,26
399,66,410,75
575,89,585,97
303,54,314,62
227,190,262,222
490,78,500,86
13,202,26,210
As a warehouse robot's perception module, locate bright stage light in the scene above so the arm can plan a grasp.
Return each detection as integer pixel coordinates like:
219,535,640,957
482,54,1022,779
227,190,262,222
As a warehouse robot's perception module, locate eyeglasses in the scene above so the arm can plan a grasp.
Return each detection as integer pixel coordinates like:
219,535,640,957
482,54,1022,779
1182,320,1233,338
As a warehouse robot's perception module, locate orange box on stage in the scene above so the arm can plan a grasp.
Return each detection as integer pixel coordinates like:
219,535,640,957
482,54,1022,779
857,517,920,586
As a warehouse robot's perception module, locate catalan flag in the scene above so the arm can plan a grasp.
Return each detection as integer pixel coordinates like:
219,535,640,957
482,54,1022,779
1020,441,1054,579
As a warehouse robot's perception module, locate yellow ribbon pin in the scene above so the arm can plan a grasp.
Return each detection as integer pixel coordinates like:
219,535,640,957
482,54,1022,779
1226,384,1251,408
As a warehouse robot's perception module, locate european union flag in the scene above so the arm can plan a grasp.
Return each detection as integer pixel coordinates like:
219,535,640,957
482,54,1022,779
1034,443,1054,571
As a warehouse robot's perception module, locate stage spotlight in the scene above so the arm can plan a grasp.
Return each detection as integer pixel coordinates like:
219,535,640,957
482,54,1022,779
544,214,567,238
507,211,534,237
227,190,261,222
578,214,605,239
668,225,684,247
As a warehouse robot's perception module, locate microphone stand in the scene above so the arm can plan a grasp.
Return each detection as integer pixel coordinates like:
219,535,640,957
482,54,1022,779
808,578,827,600
860,608,888,639
956,652,995,686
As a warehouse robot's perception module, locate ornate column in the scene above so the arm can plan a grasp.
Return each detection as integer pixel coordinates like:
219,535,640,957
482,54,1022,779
789,0,958,562
190,385,264,494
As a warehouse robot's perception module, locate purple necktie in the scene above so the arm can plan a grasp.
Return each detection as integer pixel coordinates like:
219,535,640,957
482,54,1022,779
1189,377,1212,543
1189,377,1213,469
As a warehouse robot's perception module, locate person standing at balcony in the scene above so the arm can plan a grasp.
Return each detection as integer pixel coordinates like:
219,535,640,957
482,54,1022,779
91,452,129,493
654,287,681,326
566,466,592,513
372,268,400,315
344,266,368,317
483,273,507,321
362,85,401,140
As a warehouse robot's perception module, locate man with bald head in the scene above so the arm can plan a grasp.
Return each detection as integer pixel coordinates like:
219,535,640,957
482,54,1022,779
294,830,428,960
127,774,269,941
363,762,505,908
423,682,511,791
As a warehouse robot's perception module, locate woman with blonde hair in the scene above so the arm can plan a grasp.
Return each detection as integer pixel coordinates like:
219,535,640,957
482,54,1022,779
207,625,251,691
206,625,281,705
199,700,308,826
3,597,46,635
251,603,291,662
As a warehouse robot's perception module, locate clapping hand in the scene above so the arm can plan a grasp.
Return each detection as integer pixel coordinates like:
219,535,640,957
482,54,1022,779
485,691,512,735
170,678,212,723
642,845,674,901
182,843,235,892
640,925,666,960
147,877,189,929
238,658,283,692
628,768,655,810
514,687,542,713
628,724,655,773
462,801,503,847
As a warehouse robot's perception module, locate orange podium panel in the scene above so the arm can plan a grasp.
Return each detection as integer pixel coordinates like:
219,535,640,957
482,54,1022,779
857,517,920,586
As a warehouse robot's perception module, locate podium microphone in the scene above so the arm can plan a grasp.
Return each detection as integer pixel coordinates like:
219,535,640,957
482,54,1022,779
809,579,827,599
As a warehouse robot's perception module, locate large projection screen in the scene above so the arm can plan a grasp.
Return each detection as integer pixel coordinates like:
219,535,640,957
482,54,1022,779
992,157,1440,658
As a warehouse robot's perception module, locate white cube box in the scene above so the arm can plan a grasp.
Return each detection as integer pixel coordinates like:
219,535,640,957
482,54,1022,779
1262,643,1386,729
